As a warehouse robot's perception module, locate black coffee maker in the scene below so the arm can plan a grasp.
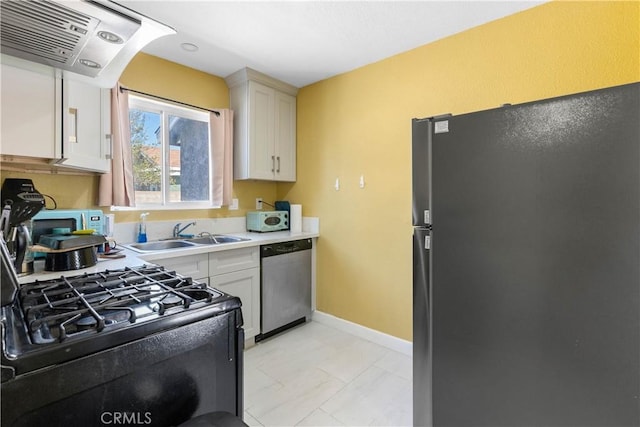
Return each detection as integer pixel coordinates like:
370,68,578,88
0,179,45,275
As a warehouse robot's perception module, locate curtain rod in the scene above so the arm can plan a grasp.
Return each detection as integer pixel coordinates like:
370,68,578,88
119,86,220,116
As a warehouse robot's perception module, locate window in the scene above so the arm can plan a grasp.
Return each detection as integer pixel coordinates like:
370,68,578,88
128,95,213,208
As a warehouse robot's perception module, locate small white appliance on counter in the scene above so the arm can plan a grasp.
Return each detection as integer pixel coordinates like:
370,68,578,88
246,211,288,232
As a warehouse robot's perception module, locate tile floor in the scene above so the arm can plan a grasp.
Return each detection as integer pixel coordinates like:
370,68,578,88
243,321,412,426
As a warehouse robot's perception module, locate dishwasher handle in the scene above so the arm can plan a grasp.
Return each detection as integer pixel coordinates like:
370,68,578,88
261,238,312,257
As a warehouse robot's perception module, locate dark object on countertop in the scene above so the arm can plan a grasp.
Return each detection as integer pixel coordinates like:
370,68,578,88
44,246,98,271
1,178,45,273
98,251,126,259
274,201,290,229
179,411,248,427
39,233,106,250
1,178,45,226
1,237,19,306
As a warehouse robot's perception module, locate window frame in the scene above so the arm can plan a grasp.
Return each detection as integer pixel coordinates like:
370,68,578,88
125,94,216,210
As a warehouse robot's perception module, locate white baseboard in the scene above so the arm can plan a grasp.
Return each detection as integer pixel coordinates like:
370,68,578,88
312,310,412,357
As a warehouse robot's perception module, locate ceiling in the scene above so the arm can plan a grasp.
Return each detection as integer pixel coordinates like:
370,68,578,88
119,1,545,88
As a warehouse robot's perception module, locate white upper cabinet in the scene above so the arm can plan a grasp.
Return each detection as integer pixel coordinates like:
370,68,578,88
0,55,111,173
226,68,297,182
61,79,111,173
1,58,61,159
273,90,296,181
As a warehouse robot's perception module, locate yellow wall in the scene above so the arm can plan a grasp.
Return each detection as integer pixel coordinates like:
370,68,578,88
280,1,640,340
1,53,278,223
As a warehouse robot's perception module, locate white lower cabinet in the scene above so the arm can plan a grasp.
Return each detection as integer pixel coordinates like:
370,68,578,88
156,247,261,343
209,247,260,342
210,267,260,342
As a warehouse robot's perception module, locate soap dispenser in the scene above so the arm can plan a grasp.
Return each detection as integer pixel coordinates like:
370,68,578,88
137,212,149,243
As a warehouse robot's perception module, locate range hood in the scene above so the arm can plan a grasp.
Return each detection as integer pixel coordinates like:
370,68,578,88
0,0,175,87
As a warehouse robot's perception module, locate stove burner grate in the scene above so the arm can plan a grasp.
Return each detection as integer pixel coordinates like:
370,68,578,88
17,265,222,344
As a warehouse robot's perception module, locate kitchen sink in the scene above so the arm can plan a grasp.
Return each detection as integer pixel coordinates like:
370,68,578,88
186,235,250,245
126,235,250,253
128,240,197,252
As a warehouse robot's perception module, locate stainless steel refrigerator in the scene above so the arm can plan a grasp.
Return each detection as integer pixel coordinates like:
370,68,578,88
412,83,639,427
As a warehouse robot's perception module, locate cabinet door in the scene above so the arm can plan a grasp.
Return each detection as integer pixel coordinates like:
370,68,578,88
211,267,260,341
274,92,296,181
248,81,276,180
0,61,60,159
60,79,111,173
157,253,209,281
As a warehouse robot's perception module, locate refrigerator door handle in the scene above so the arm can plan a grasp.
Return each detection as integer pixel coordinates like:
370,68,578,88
413,226,432,427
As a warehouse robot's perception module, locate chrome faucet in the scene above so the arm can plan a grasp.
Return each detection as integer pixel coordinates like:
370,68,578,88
173,221,196,238
197,231,219,244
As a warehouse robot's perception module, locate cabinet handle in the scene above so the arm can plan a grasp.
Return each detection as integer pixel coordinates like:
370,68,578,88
271,155,275,172
105,134,112,160
68,108,78,143
277,156,280,173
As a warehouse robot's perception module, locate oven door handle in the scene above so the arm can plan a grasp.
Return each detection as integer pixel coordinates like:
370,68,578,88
227,316,234,361
1,363,16,382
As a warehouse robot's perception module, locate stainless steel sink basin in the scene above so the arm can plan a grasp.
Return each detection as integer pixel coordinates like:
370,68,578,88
186,235,250,245
128,240,197,252
126,235,250,253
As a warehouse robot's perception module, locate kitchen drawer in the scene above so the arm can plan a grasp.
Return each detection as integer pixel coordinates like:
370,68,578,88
209,247,259,276
157,253,209,281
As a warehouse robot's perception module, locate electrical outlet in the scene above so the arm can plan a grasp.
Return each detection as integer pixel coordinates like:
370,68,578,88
256,198,263,210
229,198,239,210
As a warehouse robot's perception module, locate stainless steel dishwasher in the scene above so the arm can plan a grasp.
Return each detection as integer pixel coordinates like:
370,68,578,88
257,239,312,341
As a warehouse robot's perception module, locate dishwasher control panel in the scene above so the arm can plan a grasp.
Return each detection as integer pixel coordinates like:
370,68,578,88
260,239,312,257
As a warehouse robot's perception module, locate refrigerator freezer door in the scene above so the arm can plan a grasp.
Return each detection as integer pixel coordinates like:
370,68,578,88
413,227,431,427
412,118,432,227
430,83,639,426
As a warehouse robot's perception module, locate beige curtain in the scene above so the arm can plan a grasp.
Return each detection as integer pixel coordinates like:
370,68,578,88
210,109,234,207
98,83,135,207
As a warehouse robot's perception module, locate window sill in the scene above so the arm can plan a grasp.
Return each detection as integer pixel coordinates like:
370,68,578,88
110,204,222,212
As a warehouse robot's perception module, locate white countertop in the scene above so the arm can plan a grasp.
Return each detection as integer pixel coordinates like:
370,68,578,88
18,230,318,284
132,230,318,262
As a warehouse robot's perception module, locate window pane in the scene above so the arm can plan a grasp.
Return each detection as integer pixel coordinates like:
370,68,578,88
168,115,209,202
130,109,162,204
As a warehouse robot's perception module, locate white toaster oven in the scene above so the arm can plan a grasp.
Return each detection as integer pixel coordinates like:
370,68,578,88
246,211,289,232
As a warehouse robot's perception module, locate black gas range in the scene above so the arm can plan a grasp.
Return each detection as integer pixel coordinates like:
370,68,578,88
1,264,244,427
